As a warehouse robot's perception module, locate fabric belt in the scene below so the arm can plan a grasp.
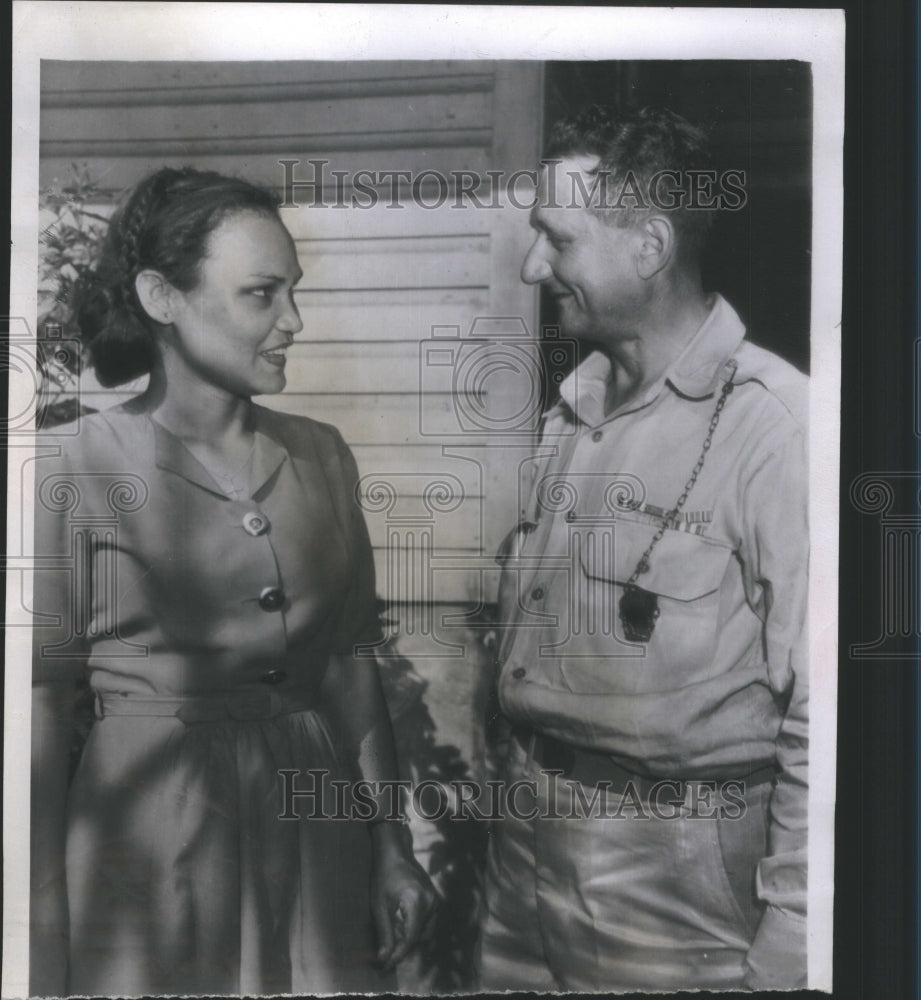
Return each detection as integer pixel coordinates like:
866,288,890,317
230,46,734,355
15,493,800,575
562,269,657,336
94,687,320,724
512,727,776,800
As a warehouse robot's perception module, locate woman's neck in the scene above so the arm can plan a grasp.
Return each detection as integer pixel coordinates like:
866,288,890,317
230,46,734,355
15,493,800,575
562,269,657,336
142,357,252,445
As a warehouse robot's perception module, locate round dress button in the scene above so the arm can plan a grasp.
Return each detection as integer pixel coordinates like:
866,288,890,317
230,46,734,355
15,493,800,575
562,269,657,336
258,586,285,611
531,586,545,601
511,667,527,680
242,511,269,537
260,669,287,685
591,430,603,443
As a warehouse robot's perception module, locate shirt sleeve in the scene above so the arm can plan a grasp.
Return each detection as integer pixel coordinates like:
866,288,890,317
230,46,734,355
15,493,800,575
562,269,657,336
738,424,809,988
326,431,384,654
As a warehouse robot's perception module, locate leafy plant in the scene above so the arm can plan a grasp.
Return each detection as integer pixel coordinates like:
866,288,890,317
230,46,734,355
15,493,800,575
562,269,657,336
376,601,500,993
37,163,116,427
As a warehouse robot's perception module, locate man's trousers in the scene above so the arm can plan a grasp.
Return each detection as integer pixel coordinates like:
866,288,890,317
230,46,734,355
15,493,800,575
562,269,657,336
476,735,770,992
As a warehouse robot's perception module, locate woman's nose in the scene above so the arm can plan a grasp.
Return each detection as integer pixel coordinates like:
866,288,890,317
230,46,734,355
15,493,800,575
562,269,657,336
278,294,304,335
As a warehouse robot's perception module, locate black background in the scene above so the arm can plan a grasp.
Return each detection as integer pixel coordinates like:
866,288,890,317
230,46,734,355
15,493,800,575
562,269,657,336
2,2,919,998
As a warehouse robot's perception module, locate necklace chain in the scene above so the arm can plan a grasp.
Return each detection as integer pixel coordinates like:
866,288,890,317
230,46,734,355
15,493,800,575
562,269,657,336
206,441,256,501
626,360,737,587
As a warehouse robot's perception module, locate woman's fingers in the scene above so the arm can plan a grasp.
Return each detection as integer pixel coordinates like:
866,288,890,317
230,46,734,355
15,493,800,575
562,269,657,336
373,889,396,966
389,880,438,964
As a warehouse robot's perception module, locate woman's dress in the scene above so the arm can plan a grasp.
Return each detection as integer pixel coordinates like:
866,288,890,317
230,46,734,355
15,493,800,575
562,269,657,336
32,401,390,995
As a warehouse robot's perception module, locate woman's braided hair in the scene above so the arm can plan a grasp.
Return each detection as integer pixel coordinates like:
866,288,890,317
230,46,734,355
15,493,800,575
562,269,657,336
73,167,280,387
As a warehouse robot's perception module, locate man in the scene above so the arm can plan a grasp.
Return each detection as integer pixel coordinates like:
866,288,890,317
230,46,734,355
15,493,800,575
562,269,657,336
477,106,808,992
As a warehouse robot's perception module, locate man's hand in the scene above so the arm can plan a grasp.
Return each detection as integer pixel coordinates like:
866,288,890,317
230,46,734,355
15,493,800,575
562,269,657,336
370,825,438,969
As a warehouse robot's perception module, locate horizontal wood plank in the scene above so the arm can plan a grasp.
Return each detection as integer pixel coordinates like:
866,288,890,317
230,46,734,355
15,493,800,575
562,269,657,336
41,127,493,160
41,92,490,145
255,392,492,445
283,199,494,238
42,72,495,110
293,298,489,342
296,237,489,291
366,512,481,550
351,445,485,496
371,550,501,606
41,60,494,94
39,148,492,194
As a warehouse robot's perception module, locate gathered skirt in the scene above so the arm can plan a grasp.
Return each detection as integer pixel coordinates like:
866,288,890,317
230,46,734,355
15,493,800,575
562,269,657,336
65,706,390,996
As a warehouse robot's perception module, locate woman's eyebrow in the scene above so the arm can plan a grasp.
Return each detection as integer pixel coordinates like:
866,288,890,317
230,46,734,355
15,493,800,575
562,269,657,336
246,270,304,283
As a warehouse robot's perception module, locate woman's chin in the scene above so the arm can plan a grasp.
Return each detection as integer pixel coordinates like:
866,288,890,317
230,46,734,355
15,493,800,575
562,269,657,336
251,372,287,396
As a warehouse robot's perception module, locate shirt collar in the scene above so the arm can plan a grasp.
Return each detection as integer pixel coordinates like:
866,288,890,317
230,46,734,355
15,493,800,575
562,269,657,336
550,293,746,426
665,293,746,399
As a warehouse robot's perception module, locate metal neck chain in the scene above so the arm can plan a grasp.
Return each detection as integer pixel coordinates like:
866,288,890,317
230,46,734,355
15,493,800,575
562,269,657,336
626,362,737,586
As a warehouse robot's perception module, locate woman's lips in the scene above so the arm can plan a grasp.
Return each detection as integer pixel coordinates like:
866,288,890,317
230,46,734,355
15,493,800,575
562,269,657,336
260,348,288,367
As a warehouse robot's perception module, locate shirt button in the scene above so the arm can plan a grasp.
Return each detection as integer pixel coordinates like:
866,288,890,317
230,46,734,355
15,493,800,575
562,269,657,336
531,586,545,601
258,586,285,611
591,430,603,442
243,511,269,536
511,667,526,680
260,669,287,685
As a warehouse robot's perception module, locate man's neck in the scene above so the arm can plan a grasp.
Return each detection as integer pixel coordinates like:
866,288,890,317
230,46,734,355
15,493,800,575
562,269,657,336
601,284,712,415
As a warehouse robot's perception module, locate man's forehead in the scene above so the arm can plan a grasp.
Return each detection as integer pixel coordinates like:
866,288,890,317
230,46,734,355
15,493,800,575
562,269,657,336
531,156,604,231
538,154,604,207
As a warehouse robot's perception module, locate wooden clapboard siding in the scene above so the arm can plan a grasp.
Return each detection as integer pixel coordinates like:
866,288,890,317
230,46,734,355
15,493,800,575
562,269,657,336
41,93,492,144
293,235,490,290
40,60,498,194
41,59,542,603
40,60,495,95
40,150,494,195
293,295,490,343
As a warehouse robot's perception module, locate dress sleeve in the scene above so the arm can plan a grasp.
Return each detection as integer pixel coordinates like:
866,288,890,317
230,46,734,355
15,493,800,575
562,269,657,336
738,424,810,988
31,433,87,983
326,431,384,654
32,434,89,687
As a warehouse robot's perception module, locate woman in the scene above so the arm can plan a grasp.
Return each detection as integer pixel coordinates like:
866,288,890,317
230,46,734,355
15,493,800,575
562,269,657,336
31,167,435,996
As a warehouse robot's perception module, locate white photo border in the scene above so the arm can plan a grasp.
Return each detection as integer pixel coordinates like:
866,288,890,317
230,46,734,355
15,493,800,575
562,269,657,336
7,4,843,995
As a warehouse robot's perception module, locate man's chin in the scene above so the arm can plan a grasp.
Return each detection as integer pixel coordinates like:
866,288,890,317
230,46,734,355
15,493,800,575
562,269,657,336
557,320,603,350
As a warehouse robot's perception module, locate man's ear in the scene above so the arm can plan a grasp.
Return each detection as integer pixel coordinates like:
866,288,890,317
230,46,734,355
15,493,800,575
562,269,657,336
636,215,675,279
134,269,177,326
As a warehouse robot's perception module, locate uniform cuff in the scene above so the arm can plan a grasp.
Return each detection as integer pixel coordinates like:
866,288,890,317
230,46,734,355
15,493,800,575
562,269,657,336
743,903,807,989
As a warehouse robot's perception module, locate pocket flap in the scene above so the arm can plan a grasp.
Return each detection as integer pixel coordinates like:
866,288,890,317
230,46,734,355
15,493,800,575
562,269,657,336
579,518,733,601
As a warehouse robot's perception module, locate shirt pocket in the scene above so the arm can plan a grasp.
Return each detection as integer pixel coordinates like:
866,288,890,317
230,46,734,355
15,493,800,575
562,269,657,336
562,517,734,692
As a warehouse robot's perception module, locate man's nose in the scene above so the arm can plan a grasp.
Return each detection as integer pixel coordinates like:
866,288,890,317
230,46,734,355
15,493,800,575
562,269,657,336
521,236,552,285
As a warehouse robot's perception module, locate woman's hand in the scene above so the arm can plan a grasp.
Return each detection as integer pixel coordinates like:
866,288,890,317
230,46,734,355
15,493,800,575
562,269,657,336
370,823,438,969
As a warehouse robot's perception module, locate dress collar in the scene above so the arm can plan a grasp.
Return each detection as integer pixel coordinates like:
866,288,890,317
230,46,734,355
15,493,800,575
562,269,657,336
151,405,288,499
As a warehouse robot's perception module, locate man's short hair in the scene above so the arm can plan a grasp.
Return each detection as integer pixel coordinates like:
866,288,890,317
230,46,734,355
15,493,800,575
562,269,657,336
546,105,717,256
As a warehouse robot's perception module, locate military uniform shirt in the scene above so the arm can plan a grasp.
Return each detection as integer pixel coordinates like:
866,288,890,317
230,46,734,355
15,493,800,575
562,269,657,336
496,294,808,959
